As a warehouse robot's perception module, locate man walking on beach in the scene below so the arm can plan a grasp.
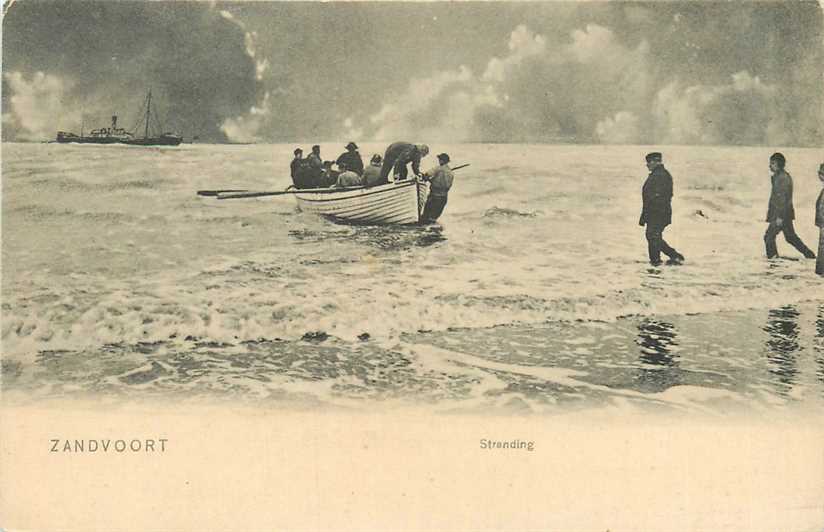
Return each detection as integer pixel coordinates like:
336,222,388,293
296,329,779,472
764,152,816,260
639,152,685,266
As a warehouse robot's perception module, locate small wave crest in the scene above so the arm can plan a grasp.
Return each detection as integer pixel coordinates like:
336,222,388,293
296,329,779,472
483,206,542,218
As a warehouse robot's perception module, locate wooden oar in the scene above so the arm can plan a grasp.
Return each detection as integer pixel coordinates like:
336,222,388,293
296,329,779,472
213,163,471,200
197,189,249,197
217,186,366,200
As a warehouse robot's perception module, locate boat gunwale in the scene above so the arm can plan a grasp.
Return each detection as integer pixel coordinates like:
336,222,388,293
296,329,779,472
294,180,417,203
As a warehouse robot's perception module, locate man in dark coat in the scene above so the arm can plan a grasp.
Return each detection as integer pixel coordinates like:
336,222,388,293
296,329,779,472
335,142,364,176
763,152,815,259
639,152,685,266
304,145,324,188
378,142,429,182
815,162,824,275
290,148,311,189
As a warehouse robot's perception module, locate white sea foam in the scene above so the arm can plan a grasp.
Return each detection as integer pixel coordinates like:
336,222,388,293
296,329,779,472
2,142,823,413
3,143,823,354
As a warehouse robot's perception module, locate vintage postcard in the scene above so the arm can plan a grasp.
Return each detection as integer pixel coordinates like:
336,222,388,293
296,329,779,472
2,1,823,530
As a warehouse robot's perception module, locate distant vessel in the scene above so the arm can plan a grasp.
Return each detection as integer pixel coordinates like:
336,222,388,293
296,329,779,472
56,90,182,146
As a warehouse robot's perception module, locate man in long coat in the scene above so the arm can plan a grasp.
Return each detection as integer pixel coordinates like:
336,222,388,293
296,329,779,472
335,142,364,176
378,142,429,182
639,152,685,266
764,152,815,259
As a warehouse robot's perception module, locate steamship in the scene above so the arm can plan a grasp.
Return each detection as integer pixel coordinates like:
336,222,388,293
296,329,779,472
56,90,182,146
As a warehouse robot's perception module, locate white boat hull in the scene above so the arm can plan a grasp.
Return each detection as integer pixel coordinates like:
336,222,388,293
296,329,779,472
294,179,430,225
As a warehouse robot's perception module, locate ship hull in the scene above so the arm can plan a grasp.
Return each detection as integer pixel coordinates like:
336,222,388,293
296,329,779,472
123,135,183,146
55,134,182,146
56,135,126,144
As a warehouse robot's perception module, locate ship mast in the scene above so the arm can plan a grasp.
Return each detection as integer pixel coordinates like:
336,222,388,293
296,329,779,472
144,90,152,139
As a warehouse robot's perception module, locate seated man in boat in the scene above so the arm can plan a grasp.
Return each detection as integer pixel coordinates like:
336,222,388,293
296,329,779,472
335,162,364,188
378,142,429,182
335,142,364,176
362,154,385,187
421,152,454,222
319,161,340,187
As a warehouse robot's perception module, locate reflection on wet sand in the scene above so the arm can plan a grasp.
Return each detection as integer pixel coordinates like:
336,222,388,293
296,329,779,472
763,306,800,392
637,319,679,366
634,319,681,393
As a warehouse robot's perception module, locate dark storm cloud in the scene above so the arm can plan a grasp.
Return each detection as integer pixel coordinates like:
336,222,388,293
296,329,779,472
2,1,822,146
357,2,823,146
2,1,259,142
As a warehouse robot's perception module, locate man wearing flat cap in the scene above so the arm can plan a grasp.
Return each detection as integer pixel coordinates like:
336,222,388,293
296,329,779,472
421,153,454,222
764,152,815,260
336,141,364,176
639,152,685,266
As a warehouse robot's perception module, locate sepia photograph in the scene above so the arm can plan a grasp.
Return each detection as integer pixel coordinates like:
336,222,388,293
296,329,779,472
2,1,823,530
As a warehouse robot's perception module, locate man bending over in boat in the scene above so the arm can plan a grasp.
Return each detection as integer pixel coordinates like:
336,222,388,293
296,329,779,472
378,142,429,182
421,153,454,222
334,162,364,188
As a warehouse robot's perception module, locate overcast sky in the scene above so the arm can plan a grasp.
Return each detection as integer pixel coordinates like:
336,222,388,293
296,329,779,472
2,1,822,145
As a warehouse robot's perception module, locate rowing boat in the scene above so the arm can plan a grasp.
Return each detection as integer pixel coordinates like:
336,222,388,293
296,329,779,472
293,179,430,225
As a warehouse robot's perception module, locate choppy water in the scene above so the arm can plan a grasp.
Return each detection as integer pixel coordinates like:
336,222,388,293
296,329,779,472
2,142,823,414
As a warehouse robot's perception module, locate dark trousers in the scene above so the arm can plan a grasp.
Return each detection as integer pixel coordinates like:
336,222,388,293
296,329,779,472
422,195,448,222
394,161,411,180
379,146,406,182
764,220,814,258
817,228,824,275
645,224,680,264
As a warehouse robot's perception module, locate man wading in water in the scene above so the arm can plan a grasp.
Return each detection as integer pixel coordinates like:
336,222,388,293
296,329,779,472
639,152,685,266
421,152,454,223
763,152,816,260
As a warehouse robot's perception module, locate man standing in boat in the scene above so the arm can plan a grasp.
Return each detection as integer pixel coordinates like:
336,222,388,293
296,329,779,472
306,145,324,188
421,153,454,223
378,142,429,182
763,152,816,260
290,148,309,189
336,142,364,176
639,152,685,266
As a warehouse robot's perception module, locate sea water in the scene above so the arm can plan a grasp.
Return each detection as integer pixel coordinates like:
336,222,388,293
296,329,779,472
2,142,823,414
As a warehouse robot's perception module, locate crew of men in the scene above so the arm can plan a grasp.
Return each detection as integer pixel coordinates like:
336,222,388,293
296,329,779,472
291,145,823,272
640,151,823,275
289,141,453,222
